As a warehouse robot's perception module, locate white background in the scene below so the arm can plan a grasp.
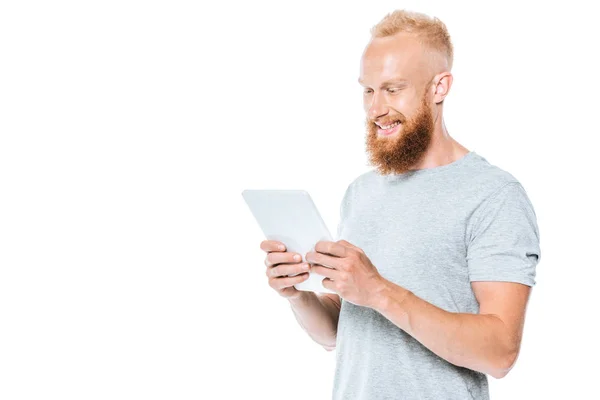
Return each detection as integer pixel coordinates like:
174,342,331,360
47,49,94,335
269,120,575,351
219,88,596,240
1,1,598,399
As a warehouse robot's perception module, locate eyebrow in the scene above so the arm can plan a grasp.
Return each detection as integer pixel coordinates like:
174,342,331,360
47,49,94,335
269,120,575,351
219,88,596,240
358,78,410,87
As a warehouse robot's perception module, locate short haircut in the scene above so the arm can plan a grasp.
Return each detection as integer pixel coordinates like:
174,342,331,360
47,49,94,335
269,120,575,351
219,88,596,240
371,9,454,72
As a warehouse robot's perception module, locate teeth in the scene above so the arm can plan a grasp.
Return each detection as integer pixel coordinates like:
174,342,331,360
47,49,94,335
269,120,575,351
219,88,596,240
380,121,401,130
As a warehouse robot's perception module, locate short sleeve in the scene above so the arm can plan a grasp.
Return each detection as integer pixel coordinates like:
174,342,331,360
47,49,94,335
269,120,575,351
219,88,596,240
466,181,541,286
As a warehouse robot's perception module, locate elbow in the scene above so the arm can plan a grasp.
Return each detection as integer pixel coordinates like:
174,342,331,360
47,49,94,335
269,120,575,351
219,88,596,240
322,338,337,352
322,335,337,352
491,349,518,379
320,328,338,352
491,368,510,380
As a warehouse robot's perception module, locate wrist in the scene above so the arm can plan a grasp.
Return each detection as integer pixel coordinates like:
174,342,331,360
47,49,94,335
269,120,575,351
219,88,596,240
288,290,315,307
373,278,411,313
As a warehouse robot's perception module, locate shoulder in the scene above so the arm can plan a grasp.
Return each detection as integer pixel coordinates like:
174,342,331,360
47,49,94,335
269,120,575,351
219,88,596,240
460,153,538,216
345,169,381,194
467,152,523,196
465,153,539,233
339,169,375,199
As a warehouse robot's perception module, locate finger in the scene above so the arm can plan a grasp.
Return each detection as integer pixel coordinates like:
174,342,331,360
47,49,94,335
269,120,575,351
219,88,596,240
314,240,345,257
270,273,310,290
267,262,310,278
336,239,362,253
265,251,303,268
310,264,341,280
306,251,340,270
260,240,287,253
321,277,336,291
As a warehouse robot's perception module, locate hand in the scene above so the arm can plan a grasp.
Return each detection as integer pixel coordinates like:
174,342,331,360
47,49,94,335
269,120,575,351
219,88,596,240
260,240,311,300
305,239,387,308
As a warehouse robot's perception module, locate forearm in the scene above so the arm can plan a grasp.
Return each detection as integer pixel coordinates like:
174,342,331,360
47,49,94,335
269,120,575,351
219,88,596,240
373,280,515,378
288,291,339,349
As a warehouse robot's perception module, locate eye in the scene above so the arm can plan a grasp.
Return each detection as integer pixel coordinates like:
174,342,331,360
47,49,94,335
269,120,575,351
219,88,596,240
363,89,373,95
387,88,401,93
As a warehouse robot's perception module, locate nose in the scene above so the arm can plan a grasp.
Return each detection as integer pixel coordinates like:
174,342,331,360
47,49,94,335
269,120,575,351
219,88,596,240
366,92,389,121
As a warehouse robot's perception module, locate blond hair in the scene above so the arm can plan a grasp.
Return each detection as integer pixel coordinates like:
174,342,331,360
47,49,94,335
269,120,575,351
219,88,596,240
371,9,454,71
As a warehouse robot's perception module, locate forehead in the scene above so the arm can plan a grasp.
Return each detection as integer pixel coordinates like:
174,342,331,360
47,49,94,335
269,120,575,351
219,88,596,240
359,33,429,85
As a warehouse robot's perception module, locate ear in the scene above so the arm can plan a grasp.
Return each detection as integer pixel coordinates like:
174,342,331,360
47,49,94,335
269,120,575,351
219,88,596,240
432,72,453,104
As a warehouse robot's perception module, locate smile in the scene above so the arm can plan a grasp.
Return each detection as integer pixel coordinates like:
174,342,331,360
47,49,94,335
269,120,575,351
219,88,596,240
378,122,401,136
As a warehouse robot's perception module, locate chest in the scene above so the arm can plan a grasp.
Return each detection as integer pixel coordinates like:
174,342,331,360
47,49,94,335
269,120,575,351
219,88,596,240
339,185,472,292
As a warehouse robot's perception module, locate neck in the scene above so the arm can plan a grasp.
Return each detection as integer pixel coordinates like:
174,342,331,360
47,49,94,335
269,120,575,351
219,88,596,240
412,107,470,170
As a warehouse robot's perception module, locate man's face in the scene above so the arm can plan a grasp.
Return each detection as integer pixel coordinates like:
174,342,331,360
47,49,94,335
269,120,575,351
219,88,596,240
359,33,436,175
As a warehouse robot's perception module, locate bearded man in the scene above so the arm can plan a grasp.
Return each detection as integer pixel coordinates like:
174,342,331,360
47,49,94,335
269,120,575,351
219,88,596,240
261,9,541,400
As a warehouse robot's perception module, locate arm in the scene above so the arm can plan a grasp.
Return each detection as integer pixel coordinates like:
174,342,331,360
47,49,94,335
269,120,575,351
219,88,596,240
289,292,341,351
371,182,539,378
373,279,531,379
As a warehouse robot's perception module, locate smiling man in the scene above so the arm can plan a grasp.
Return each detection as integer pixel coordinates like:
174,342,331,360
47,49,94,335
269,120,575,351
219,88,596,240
361,11,463,175
265,8,541,400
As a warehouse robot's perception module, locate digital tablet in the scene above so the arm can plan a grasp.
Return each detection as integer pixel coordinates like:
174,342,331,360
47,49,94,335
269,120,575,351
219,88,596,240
241,189,336,294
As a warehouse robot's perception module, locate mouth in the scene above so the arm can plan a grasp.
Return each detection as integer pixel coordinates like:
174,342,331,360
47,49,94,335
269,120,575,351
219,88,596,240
377,121,401,136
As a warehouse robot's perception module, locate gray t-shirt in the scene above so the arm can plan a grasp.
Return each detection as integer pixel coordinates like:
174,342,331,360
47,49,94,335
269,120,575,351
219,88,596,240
332,151,541,400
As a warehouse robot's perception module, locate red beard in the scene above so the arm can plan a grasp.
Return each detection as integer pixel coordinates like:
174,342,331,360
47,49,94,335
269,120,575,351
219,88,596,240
365,94,434,175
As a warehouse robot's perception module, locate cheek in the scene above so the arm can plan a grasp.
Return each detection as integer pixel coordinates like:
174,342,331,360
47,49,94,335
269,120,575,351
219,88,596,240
389,97,410,115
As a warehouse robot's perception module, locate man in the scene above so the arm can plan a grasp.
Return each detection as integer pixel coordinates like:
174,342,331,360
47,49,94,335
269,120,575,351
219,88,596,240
261,9,541,400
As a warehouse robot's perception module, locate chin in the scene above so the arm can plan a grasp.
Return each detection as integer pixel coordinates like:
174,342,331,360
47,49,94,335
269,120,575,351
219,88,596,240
378,131,401,139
